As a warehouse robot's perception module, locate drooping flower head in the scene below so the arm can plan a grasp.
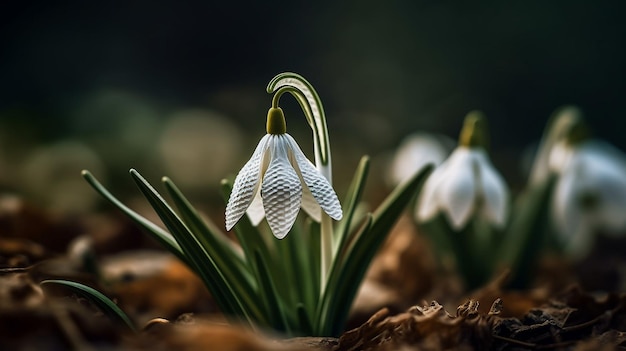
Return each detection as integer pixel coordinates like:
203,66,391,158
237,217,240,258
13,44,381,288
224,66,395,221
416,111,509,230
546,110,626,256
225,107,342,239
386,132,453,187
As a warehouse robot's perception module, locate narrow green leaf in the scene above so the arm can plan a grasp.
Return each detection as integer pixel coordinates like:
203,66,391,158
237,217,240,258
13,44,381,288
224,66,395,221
41,280,136,333
219,179,272,270
129,169,251,323
274,226,300,308
253,251,289,333
315,214,372,335
162,177,267,326
81,170,187,265
296,304,314,336
307,220,321,309
334,156,370,254
286,221,317,317
318,165,433,336
163,177,253,287
499,174,557,289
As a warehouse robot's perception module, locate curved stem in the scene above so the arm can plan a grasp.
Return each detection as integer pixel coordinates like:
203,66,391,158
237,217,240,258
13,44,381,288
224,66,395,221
267,73,335,289
267,72,332,184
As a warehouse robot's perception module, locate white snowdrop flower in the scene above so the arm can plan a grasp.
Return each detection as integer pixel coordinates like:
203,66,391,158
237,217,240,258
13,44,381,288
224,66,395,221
225,107,342,239
549,132,626,256
528,106,583,185
416,112,509,230
386,132,453,187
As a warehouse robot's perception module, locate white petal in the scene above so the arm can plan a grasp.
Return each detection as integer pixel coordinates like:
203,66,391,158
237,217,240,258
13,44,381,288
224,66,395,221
552,165,583,246
416,161,449,222
437,148,476,230
225,135,270,230
474,150,509,227
553,168,594,258
575,144,626,233
387,133,451,186
300,185,322,222
261,135,303,239
286,134,343,221
246,188,265,226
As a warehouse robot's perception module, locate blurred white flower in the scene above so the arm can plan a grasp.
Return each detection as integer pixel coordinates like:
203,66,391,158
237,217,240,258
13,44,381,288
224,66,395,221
417,147,509,229
550,140,626,255
416,112,509,230
528,106,582,185
386,133,453,187
225,108,342,239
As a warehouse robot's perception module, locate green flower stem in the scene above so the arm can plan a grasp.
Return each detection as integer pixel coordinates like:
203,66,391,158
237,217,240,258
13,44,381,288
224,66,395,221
267,73,332,180
320,215,333,291
267,73,334,286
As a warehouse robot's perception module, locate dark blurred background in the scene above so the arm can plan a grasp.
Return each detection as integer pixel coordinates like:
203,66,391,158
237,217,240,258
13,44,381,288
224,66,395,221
1,0,625,213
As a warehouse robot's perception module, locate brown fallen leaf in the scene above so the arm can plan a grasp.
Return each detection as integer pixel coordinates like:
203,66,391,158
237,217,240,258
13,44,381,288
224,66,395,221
337,299,499,351
105,252,217,325
130,314,335,351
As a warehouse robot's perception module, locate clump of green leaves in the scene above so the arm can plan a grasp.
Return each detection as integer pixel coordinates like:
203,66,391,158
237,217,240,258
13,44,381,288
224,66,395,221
76,73,431,337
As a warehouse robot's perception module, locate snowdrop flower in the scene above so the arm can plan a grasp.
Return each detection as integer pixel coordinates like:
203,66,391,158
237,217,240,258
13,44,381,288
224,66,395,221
386,132,453,187
225,107,342,239
416,112,509,230
528,106,582,185
548,117,626,256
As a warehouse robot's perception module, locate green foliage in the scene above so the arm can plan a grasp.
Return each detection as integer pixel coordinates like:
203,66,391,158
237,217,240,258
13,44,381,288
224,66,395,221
40,280,137,333
81,161,431,336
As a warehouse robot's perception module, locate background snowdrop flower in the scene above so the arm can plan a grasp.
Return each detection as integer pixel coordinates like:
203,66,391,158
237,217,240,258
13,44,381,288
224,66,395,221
528,106,582,185
548,117,626,256
417,111,509,230
225,107,342,239
386,132,454,187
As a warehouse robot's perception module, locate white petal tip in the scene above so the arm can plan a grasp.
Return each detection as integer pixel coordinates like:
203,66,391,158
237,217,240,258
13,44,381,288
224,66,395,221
330,211,343,221
273,231,289,240
224,219,235,231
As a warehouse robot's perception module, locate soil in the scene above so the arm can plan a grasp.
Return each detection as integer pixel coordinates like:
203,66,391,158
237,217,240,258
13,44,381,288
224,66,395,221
1,195,625,350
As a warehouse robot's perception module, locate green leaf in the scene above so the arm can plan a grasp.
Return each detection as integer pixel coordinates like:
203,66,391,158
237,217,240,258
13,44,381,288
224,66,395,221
129,169,254,323
41,280,136,333
307,220,321,310
219,179,272,271
81,170,187,266
317,164,433,336
334,156,370,254
499,174,557,289
296,303,314,336
253,251,289,333
162,177,253,287
162,177,267,325
286,220,317,317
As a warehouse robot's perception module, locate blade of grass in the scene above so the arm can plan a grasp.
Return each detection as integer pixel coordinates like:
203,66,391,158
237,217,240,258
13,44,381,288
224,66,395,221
219,179,272,269
499,174,556,289
163,177,254,288
285,220,317,317
253,250,290,333
317,165,432,335
82,170,187,266
274,225,300,309
296,304,314,336
307,220,321,313
333,156,370,254
129,169,256,324
41,280,136,333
